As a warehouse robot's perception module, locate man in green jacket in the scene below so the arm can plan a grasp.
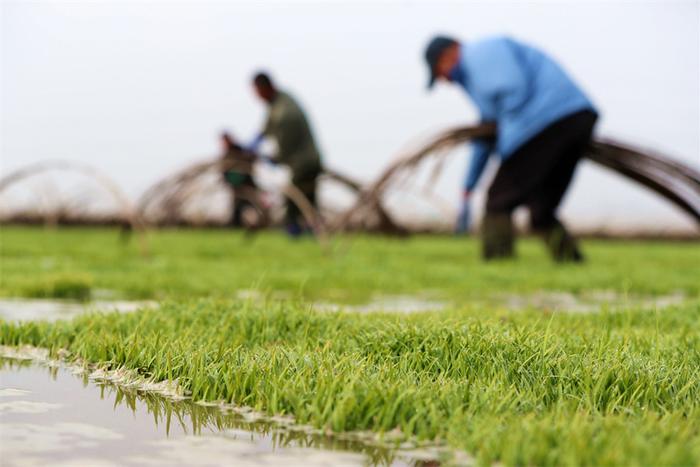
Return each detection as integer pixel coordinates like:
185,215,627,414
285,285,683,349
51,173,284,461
249,72,323,236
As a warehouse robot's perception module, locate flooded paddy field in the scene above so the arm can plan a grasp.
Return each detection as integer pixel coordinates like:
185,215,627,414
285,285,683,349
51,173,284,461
314,289,689,314
0,298,156,323
1,227,699,466
2,227,698,304
0,288,690,326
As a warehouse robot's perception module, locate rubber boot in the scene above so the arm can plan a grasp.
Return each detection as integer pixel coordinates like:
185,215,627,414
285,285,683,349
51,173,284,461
481,213,515,260
540,220,584,263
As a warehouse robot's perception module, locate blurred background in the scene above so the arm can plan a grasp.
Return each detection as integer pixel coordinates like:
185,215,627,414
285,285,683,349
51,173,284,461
2,0,698,235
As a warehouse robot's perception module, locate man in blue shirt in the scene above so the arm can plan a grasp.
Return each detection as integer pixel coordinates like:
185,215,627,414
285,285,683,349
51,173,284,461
425,35,598,261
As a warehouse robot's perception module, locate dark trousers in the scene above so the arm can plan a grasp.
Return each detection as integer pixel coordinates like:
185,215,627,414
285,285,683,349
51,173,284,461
229,183,257,228
483,109,597,261
231,198,254,227
286,170,320,228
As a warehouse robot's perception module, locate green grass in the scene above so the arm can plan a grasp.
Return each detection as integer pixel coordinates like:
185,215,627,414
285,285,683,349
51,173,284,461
19,272,93,300
1,226,700,465
1,226,698,302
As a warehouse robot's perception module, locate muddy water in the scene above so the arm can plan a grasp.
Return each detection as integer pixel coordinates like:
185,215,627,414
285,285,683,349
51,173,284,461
0,359,451,467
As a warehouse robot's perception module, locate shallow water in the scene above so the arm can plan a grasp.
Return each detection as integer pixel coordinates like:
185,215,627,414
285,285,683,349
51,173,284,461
0,289,689,326
0,298,156,323
489,290,688,313
0,359,451,466
314,290,688,315
315,295,447,314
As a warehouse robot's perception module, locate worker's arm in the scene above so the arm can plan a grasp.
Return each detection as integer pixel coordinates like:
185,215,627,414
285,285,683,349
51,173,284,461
456,136,493,234
247,105,279,159
455,188,472,234
448,56,496,192
459,85,497,230
244,133,280,166
464,138,493,193
461,41,525,192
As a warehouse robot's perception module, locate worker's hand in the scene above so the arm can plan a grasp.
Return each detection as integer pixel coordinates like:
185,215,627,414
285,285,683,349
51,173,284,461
455,191,471,234
246,134,265,153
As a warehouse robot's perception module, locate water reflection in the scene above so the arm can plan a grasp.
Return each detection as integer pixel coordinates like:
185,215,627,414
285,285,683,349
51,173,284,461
0,358,450,466
0,298,155,323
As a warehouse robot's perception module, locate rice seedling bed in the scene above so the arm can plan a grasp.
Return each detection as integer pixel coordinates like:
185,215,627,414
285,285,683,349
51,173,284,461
1,226,699,465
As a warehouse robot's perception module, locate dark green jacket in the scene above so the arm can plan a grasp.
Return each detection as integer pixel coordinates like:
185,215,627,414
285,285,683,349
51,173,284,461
262,91,322,180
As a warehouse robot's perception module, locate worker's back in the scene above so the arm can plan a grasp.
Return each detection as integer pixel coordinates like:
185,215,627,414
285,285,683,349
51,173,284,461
263,91,322,177
457,36,596,158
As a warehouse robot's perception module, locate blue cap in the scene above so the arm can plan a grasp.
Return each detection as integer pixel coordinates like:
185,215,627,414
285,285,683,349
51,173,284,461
424,35,457,89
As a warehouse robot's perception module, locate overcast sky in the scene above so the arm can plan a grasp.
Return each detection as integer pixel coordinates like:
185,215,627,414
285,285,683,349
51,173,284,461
2,0,699,232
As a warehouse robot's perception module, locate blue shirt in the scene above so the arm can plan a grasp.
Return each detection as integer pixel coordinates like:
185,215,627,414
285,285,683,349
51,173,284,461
451,36,597,191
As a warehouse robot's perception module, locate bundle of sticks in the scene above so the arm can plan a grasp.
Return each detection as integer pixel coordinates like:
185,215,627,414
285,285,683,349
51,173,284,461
587,139,700,223
2,126,698,237
0,160,141,229
335,124,700,232
136,157,406,235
